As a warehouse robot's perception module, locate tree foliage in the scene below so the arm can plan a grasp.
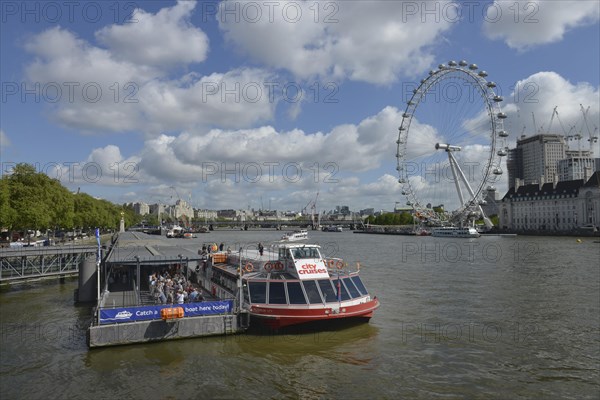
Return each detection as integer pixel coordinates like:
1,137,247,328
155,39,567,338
364,212,414,225
0,163,138,232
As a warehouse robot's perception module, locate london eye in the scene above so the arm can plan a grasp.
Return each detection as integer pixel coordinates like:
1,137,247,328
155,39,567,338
396,60,508,228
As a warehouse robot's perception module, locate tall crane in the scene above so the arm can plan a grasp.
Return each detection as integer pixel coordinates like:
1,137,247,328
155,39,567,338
580,104,599,154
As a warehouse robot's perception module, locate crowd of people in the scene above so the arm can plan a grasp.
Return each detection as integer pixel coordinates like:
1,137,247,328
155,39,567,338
149,270,204,305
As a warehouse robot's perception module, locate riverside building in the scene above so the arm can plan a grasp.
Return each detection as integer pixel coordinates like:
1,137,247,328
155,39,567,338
498,171,600,232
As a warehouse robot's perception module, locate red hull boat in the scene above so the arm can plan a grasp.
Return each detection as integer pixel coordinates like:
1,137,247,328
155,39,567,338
198,243,379,331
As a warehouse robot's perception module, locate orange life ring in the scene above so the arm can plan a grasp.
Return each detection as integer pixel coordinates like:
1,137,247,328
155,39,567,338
244,263,254,273
274,261,284,271
327,259,336,269
336,260,344,269
264,262,273,272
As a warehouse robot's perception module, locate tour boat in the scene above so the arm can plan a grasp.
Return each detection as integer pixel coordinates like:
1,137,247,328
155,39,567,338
197,243,379,330
280,229,308,242
431,226,480,238
166,225,183,238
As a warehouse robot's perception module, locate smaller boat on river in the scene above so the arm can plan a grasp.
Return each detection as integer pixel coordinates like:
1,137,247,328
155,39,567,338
431,226,480,238
280,229,308,242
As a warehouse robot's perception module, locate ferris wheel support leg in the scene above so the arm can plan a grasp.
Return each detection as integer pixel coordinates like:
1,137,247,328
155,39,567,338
447,151,494,229
447,151,477,201
479,207,494,230
447,152,465,206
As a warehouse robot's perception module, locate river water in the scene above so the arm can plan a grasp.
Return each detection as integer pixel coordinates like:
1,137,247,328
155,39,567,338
1,231,598,399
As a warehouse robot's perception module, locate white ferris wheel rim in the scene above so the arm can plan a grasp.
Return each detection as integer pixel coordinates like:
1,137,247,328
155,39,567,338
396,61,507,224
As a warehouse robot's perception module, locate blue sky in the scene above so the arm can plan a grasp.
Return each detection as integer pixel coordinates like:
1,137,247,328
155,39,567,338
1,0,599,213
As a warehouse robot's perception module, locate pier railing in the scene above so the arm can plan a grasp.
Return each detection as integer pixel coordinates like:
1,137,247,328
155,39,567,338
0,245,98,282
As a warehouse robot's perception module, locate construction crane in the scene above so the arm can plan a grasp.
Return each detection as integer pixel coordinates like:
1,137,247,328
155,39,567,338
301,191,320,228
580,104,599,154
310,191,319,228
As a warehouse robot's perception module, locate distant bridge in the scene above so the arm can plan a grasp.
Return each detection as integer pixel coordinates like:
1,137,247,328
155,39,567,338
130,219,365,232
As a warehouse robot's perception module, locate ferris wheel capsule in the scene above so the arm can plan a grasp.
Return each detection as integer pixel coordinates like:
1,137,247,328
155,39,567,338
498,130,509,137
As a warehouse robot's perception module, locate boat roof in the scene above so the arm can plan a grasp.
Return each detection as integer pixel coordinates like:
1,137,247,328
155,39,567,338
277,242,319,248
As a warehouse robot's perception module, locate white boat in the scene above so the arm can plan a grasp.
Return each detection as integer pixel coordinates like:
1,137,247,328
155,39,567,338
200,243,380,330
280,229,308,242
431,226,480,238
166,225,183,238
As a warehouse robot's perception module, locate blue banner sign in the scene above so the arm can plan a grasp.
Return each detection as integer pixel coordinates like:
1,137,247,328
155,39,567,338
99,300,234,325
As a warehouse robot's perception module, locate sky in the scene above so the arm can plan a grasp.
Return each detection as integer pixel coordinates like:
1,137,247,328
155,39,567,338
1,0,599,214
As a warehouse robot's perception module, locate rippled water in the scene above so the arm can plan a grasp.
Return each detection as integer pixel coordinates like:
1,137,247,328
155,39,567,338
1,231,598,399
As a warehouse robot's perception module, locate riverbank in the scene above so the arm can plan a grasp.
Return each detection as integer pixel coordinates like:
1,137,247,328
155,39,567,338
353,229,600,237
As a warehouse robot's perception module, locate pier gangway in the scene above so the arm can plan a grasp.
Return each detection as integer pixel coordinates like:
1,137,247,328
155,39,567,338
0,245,98,283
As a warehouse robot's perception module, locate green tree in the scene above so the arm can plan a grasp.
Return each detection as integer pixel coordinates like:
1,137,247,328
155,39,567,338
0,178,16,229
1,163,135,233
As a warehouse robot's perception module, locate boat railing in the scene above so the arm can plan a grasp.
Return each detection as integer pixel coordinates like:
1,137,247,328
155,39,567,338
323,257,345,270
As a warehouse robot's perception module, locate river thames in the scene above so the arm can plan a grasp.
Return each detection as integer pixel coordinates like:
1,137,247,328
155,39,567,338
1,231,598,399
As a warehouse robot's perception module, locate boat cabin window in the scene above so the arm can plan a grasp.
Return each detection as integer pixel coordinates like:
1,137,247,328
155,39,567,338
292,247,321,260
278,248,290,260
243,283,249,303
286,281,307,304
343,277,361,298
350,276,368,295
302,280,323,304
317,279,337,303
335,279,351,301
268,282,286,304
248,281,267,303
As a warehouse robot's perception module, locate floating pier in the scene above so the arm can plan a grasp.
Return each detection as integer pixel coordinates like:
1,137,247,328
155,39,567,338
87,232,248,348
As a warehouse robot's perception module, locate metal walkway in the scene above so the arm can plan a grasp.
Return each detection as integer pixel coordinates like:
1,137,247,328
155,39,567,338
0,245,97,282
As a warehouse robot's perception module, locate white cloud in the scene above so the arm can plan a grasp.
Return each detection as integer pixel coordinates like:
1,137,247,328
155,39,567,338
137,106,404,186
218,0,454,84
50,144,142,187
502,71,600,154
23,5,275,135
79,106,402,209
0,129,9,148
139,69,277,132
96,0,209,69
483,0,600,50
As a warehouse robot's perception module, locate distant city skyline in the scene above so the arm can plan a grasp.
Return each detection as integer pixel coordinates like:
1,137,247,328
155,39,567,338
2,1,599,212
